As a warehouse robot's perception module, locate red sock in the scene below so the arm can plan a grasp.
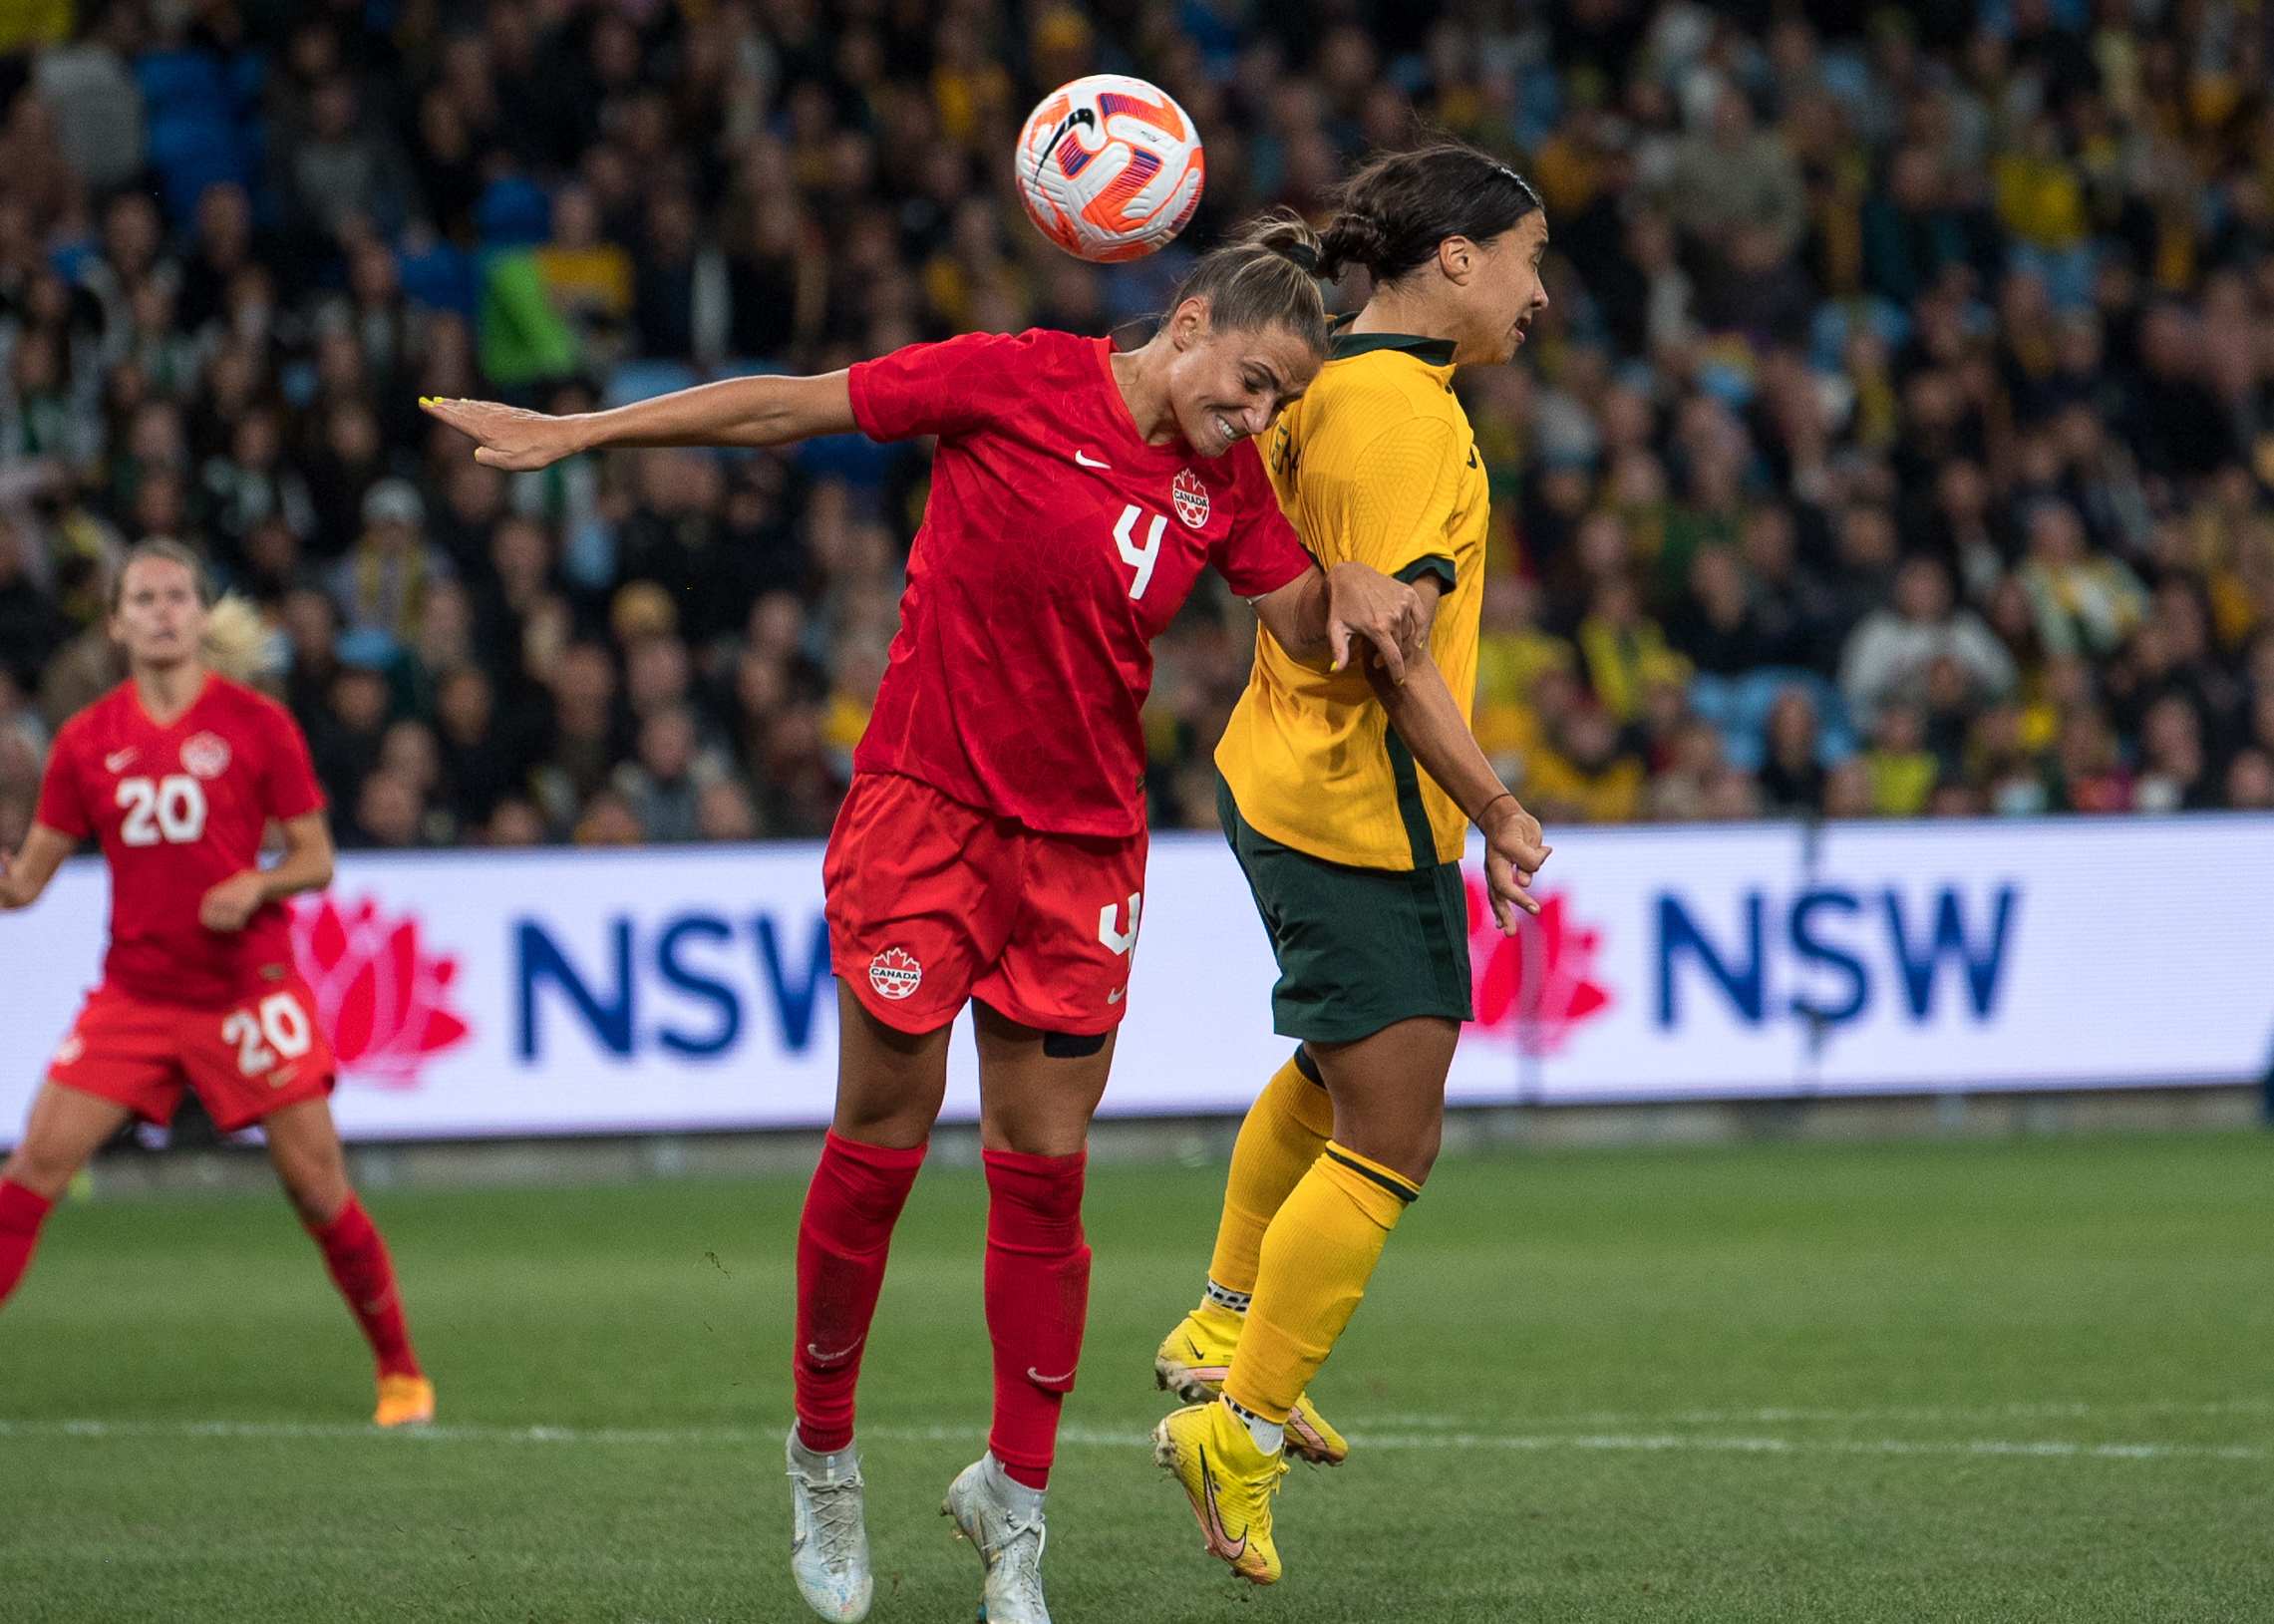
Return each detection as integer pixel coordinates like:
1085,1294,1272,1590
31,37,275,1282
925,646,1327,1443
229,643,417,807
982,1148,1091,1491
0,1179,54,1306
307,1194,422,1380
794,1132,927,1454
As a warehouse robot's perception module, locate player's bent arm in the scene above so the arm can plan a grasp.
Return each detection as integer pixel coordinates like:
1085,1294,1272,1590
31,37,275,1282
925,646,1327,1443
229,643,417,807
1361,582,1551,932
420,373,858,472
1252,562,1423,681
197,812,335,934
0,823,78,911
262,812,336,900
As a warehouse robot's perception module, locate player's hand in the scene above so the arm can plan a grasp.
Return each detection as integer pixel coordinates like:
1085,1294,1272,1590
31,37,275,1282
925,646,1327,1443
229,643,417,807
1323,561,1422,683
1478,796,1550,932
419,397,584,471
198,869,270,933
0,849,24,910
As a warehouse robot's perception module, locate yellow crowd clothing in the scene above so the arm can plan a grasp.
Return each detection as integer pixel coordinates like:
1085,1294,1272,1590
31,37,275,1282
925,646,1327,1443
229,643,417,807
1217,331,1488,870
1522,744,1647,823
1992,152,2089,250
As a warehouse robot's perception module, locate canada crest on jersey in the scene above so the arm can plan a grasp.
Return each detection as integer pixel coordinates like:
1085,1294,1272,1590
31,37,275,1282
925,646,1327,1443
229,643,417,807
1171,467,1209,529
180,732,231,779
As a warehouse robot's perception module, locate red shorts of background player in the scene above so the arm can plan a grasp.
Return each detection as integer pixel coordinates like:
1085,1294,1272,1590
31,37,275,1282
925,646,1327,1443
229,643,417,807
45,976,337,1134
824,772,1147,1037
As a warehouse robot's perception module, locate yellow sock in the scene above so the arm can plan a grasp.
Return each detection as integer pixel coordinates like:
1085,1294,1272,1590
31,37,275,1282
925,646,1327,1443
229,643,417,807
1221,1140,1418,1425
1203,1050,1335,1305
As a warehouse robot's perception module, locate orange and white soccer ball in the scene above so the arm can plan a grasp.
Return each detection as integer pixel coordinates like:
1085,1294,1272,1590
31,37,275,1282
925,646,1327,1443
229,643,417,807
1016,74,1205,263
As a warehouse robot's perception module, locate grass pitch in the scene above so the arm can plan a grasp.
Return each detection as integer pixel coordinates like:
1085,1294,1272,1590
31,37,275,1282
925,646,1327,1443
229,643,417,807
1,1131,2269,1622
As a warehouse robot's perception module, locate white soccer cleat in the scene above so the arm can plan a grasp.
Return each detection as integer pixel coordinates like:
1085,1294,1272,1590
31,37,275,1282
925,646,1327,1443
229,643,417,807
941,1455,1053,1624
786,1429,873,1623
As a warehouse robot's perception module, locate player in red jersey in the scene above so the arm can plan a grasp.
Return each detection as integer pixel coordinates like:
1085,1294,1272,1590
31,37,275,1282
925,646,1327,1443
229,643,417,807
0,540,432,1428
425,213,1420,1623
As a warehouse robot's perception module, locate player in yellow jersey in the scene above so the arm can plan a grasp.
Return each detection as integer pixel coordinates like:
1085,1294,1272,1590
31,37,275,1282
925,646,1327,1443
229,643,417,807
1153,147,1554,1585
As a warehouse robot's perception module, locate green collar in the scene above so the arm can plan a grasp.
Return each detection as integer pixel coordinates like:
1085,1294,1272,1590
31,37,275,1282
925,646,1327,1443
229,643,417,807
1328,316,1458,367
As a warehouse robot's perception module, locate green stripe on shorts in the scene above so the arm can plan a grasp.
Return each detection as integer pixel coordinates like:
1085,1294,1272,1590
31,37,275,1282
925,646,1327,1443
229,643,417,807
1216,774,1473,1045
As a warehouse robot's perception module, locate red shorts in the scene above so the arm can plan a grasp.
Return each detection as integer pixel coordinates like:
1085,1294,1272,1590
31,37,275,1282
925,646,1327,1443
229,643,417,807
46,976,337,1135
823,772,1147,1036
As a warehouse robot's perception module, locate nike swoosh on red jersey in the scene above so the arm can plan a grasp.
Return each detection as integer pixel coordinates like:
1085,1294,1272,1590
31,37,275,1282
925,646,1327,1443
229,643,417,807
105,750,138,772
1074,450,1111,469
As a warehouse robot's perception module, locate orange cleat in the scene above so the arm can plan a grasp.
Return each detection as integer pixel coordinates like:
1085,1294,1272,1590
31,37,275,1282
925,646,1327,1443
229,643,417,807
373,1374,435,1428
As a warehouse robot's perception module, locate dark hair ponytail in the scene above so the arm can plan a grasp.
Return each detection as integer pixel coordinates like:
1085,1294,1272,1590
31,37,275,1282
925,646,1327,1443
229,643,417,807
1315,143,1544,287
1163,208,1333,359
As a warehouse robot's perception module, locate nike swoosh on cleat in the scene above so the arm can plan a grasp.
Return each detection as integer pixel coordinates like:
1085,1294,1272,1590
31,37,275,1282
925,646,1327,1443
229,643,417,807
1074,450,1111,469
1198,1446,1247,1558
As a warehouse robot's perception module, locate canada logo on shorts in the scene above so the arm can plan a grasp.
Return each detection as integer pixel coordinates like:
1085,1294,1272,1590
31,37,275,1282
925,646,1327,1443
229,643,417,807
1171,468,1209,529
180,732,231,780
868,947,922,1001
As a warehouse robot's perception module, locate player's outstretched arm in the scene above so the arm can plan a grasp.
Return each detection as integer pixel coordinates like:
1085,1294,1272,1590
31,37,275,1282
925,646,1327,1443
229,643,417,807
198,812,336,933
1252,562,1422,681
1357,580,1549,932
420,372,858,472
0,824,76,911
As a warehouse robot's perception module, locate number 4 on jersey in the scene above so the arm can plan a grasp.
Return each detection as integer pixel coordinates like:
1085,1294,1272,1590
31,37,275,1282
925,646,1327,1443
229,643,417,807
1113,504,1164,600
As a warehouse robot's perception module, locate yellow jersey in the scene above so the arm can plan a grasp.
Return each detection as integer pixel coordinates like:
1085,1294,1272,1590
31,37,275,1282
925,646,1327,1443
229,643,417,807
1215,331,1488,870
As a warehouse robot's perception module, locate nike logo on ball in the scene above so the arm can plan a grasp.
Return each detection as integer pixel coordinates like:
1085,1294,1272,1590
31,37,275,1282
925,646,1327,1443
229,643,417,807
1074,450,1111,469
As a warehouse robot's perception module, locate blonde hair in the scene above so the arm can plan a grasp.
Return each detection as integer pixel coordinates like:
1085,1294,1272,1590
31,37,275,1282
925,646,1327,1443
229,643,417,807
200,594,271,681
112,538,274,682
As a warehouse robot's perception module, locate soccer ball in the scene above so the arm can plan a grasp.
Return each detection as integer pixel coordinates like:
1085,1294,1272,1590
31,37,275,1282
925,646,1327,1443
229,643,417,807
1016,75,1205,264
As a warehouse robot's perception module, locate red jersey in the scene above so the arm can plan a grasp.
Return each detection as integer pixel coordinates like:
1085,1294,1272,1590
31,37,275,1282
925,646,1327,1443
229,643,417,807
35,675,326,1007
847,328,1312,837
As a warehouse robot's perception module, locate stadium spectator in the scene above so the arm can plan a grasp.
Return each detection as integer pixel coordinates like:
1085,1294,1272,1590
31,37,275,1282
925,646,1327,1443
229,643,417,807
327,479,455,643
1839,556,2016,725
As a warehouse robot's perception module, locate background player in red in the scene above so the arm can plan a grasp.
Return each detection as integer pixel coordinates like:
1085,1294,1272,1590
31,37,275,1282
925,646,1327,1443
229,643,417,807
425,213,1419,1624
0,540,432,1429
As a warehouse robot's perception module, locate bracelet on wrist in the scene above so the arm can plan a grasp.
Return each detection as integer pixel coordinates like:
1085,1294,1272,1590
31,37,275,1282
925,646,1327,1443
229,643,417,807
1476,792,1514,826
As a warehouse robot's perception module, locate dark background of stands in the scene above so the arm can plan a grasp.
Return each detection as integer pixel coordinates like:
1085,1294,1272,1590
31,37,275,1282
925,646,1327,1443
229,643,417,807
1,0,2270,856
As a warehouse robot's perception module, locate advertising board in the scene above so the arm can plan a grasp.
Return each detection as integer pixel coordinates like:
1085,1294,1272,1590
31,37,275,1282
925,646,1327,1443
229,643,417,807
2,817,2268,1144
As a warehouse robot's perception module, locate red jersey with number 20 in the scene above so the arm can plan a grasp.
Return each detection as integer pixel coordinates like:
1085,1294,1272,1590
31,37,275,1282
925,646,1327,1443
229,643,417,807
847,329,1312,837
35,676,326,1007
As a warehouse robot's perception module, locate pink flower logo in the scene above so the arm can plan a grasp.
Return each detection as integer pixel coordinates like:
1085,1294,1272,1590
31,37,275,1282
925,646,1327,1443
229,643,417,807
289,893,471,1088
1462,878,1612,1056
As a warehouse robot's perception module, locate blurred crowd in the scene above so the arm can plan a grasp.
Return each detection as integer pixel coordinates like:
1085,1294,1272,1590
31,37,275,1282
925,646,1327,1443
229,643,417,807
0,0,2271,858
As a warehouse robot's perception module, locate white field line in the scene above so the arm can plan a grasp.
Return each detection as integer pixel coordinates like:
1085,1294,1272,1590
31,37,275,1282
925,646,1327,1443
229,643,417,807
1348,1398,2274,1431
0,1417,2261,1463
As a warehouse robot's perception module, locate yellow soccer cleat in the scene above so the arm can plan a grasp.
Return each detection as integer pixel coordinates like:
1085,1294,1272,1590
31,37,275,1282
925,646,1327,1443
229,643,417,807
373,1374,435,1428
1153,1304,1348,1465
1153,1399,1289,1585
